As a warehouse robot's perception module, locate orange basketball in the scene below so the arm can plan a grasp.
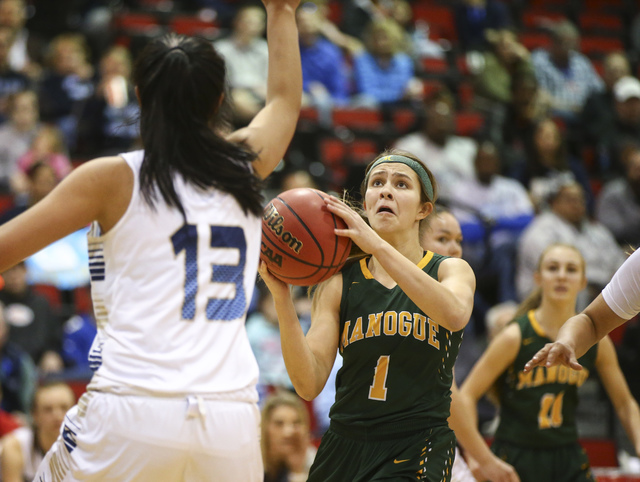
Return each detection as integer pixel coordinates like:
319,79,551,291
261,188,352,286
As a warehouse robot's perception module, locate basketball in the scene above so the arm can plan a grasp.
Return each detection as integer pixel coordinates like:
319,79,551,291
261,188,352,286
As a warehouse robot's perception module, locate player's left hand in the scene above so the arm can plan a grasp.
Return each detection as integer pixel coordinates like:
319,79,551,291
524,341,582,373
323,196,380,254
259,261,291,302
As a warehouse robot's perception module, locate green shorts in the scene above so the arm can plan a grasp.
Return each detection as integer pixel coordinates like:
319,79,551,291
308,421,456,482
491,440,595,482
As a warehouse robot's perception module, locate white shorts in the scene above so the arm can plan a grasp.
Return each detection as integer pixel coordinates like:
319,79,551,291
34,391,263,482
451,446,476,482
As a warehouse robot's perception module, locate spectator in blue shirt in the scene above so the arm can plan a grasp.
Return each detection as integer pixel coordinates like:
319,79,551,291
297,1,349,125
454,0,511,52
352,17,421,107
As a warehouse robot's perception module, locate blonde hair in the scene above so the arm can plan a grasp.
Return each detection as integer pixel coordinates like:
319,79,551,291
46,33,91,68
513,243,585,319
35,124,67,155
364,17,407,54
261,390,310,476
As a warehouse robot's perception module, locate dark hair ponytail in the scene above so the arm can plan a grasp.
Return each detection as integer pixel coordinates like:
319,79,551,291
132,33,263,217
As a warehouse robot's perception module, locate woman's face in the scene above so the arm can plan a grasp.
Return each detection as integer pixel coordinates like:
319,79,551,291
235,8,265,38
11,91,38,129
266,405,306,457
371,28,393,57
364,162,430,236
421,212,463,258
54,40,84,75
32,385,75,438
534,120,560,157
535,246,586,305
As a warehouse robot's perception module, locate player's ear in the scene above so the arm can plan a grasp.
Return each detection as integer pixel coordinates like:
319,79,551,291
416,202,433,221
533,270,542,287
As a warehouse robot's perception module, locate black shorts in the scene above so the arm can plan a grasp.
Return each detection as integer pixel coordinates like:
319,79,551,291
491,440,595,482
308,422,456,482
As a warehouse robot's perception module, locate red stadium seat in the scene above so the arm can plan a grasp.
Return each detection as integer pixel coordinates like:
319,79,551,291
422,79,445,98
579,12,624,34
298,107,319,122
350,139,379,164
31,284,62,309
112,13,162,34
580,438,618,468
420,57,450,75
584,0,623,11
580,36,624,58
520,32,552,51
320,138,345,166
528,0,568,8
319,137,378,166
411,5,457,41
458,82,475,110
455,111,484,136
332,108,383,131
522,10,567,30
0,193,13,215
327,2,343,24
170,15,219,38
392,109,418,134
456,54,471,77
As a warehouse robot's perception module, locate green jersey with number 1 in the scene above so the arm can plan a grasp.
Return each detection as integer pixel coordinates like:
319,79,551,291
329,251,463,432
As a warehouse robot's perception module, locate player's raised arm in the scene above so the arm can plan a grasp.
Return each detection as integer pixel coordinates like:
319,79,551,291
0,157,129,273
228,0,302,179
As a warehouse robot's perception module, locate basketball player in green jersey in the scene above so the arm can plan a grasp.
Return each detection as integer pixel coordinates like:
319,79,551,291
259,150,476,481
457,244,640,482
422,209,520,482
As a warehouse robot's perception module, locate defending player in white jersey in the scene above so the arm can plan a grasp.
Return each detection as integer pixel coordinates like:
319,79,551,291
0,0,302,479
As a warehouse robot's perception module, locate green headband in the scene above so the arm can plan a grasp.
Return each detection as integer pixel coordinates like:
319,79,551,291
365,155,434,201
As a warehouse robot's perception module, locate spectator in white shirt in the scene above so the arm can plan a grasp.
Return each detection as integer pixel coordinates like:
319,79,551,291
394,87,477,200
449,140,534,304
214,5,269,125
516,179,625,307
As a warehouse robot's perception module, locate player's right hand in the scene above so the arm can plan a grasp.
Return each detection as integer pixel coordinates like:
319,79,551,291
469,454,520,482
524,342,583,373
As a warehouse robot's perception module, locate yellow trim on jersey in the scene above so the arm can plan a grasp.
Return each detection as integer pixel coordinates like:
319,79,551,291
359,251,434,279
360,257,374,279
417,251,434,270
528,310,548,338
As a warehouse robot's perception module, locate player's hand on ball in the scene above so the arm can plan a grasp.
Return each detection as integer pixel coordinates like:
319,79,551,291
324,196,380,255
524,342,582,373
259,261,291,301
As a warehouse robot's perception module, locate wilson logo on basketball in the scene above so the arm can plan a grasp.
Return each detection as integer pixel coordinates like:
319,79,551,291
263,204,303,254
